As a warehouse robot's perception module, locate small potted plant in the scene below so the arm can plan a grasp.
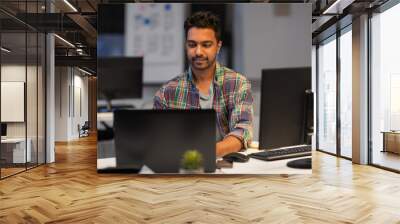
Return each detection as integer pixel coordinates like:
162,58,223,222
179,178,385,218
180,149,204,174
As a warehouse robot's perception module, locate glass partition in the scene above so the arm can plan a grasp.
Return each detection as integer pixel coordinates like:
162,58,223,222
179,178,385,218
317,35,337,155
339,27,352,158
370,2,400,171
1,30,28,177
27,30,38,169
0,1,46,179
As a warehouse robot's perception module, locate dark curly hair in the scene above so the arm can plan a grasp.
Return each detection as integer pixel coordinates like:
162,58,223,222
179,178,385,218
184,11,221,42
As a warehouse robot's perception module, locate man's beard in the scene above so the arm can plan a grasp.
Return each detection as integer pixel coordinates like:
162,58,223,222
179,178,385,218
191,56,215,70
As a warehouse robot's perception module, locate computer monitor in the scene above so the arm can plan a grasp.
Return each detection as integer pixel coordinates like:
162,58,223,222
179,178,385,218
259,67,313,149
97,57,143,101
112,109,216,173
1,123,7,137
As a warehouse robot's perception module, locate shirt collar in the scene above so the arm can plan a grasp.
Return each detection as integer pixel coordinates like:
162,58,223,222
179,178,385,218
187,61,224,87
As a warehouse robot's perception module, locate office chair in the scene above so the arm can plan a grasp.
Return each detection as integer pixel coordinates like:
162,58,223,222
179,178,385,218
79,121,90,138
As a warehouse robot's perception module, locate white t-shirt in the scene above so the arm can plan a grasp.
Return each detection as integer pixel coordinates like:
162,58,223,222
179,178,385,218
199,83,223,142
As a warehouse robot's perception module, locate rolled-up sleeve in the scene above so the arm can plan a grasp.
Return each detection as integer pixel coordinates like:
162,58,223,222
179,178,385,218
153,87,168,109
225,78,254,148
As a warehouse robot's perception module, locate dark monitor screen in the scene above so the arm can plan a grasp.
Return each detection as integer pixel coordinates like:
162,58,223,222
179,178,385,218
98,4,124,34
113,109,216,173
97,57,143,100
259,67,313,149
1,123,7,137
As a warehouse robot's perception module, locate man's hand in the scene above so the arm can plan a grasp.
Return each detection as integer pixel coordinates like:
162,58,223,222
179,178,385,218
216,136,243,157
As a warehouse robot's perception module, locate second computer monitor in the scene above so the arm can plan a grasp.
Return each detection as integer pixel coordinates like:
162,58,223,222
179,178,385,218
97,57,143,100
259,67,313,149
1,123,7,137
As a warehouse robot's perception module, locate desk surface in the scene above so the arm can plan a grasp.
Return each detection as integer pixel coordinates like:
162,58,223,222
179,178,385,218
220,148,311,174
381,131,400,134
1,137,28,143
97,147,312,175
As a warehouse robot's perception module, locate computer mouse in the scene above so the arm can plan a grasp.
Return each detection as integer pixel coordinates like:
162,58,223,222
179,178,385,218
222,152,249,163
286,158,311,169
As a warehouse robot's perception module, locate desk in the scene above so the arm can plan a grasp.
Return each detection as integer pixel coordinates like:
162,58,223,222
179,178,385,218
96,115,311,174
97,147,312,175
219,148,311,174
97,112,113,128
382,131,400,154
1,138,32,163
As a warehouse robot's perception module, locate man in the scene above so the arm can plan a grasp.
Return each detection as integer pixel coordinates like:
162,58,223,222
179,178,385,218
153,11,253,157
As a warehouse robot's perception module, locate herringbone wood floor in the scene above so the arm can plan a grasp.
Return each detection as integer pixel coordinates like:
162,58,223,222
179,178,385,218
1,135,400,223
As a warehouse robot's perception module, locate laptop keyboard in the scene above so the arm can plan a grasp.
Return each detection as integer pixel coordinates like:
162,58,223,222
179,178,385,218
249,145,311,161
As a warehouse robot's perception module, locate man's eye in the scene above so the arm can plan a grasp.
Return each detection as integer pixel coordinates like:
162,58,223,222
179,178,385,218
203,43,212,48
187,43,196,48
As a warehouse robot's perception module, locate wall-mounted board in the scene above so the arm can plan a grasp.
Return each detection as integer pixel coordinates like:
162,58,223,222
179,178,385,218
1,81,25,122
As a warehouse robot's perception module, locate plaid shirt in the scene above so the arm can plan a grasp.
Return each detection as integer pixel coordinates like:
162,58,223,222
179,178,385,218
153,62,254,148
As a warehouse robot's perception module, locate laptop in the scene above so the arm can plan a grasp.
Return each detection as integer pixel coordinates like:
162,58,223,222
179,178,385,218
113,109,216,173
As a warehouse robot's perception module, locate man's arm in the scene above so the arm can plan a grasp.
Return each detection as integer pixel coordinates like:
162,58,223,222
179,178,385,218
153,87,168,109
217,76,254,157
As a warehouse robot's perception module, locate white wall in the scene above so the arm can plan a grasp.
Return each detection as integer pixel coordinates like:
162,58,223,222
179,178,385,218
1,65,26,81
74,74,89,122
55,67,68,141
72,73,89,138
55,67,89,141
233,3,311,80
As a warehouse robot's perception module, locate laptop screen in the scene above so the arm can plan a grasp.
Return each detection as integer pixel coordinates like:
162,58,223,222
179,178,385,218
112,109,216,173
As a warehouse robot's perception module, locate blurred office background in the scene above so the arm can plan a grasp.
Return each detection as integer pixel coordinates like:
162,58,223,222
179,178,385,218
97,3,312,143
2,0,400,178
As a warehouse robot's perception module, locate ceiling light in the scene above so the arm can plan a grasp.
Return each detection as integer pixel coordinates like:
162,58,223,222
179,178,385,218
323,0,342,14
78,67,92,76
54,34,75,48
322,0,354,15
1,47,11,53
76,48,85,55
63,0,78,12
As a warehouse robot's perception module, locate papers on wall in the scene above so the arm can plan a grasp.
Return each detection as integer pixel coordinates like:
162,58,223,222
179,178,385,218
125,3,185,83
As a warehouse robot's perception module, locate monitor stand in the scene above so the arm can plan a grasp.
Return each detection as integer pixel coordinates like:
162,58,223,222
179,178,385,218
286,158,311,169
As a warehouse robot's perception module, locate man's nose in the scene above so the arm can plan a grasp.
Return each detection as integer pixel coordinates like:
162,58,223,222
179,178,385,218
195,46,203,56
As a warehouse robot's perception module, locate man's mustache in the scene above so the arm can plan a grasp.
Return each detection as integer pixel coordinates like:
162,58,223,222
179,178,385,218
192,57,208,61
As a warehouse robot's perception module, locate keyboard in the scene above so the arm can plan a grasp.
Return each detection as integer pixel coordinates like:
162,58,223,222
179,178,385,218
249,145,311,161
